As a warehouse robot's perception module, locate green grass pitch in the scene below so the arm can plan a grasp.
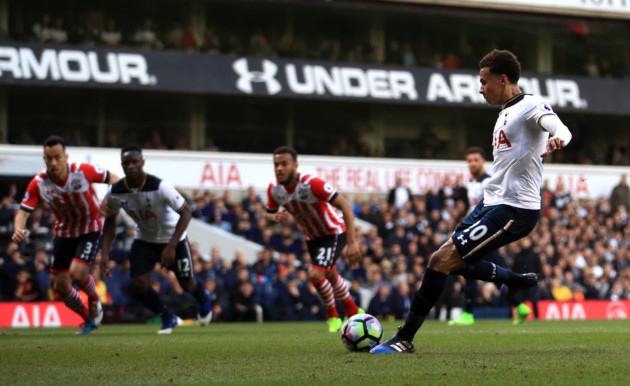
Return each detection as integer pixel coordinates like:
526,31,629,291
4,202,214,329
1,319,628,385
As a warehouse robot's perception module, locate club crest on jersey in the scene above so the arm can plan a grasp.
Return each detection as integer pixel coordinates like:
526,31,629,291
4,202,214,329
540,103,552,113
71,178,83,191
493,129,512,150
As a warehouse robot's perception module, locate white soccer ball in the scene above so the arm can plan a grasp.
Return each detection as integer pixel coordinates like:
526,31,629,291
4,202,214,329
340,313,383,352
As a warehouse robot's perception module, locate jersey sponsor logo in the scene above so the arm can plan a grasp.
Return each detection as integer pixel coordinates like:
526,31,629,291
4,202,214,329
127,209,158,222
270,185,288,204
233,58,418,100
493,129,512,150
297,184,310,200
426,73,587,108
0,46,157,85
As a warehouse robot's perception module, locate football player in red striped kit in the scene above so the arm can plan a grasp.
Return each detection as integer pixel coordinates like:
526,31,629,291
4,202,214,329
266,146,364,332
12,135,119,334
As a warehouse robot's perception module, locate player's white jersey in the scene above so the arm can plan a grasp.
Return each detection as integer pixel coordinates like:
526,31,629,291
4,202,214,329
105,174,187,243
485,94,556,210
468,172,491,208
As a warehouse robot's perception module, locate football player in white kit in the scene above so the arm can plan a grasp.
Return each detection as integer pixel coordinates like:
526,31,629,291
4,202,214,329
448,147,533,326
100,145,212,334
372,49,572,354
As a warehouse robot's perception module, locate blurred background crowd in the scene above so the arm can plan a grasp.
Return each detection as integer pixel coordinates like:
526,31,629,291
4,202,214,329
2,1,629,165
2,173,629,324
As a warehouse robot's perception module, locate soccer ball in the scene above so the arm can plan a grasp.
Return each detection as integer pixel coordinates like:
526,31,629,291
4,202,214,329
340,313,383,352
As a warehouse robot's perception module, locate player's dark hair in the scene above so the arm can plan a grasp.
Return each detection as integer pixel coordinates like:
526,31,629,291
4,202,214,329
121,144,143,156
43,135,66,151
273,146,297,161
479,49,521,84
467,146,486,160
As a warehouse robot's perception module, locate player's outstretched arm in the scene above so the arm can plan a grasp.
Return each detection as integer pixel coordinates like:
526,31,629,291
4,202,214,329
540,114,572,157
12,209,31,243
332,195,361,266
161,204,192,268
107,171,120,184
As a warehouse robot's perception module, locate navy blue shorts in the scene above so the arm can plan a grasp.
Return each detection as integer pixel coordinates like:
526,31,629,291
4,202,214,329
129,238,193,279
451,201,540,264
306,233,347,272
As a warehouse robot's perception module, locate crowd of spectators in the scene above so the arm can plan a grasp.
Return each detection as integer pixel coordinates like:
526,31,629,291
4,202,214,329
2,9,626,80
2,174,630,323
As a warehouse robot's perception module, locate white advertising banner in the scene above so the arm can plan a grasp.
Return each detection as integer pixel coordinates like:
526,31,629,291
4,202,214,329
1,145,628,200
465,0,630,14
381,0,630,18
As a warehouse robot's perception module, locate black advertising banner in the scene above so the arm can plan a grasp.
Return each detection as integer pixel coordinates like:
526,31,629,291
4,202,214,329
0,43,627,114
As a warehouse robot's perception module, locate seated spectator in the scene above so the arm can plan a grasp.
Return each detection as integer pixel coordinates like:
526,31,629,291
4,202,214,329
33,14,53,43
145,131,168,150
180,23,198,52
200,26,221,54
385,39,403,66
392,281,411,319
76,19,101,46
133,17,163,50
248,30,275,58
14,268,40,301
298,279,326,321
204,137,220,151
164,22,184,50
204,278,228,322
584,54,600,78
443,52,461,69
33,249,50,300
101,19,122,47
49,17,68,44
367,283,396,321
401,42,417,67
226,281,258,322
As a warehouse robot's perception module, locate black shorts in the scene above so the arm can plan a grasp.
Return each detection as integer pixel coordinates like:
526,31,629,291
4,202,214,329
128,238,193,279
306,233,347,272
51,232,101,273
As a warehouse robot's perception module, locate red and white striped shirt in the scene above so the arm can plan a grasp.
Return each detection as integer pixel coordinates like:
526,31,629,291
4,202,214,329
21,162,109,238
266,174,346,239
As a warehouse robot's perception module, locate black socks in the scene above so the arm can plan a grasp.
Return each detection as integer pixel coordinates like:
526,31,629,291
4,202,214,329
455,259,521,285
398,268,448,341
138,287,170,319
